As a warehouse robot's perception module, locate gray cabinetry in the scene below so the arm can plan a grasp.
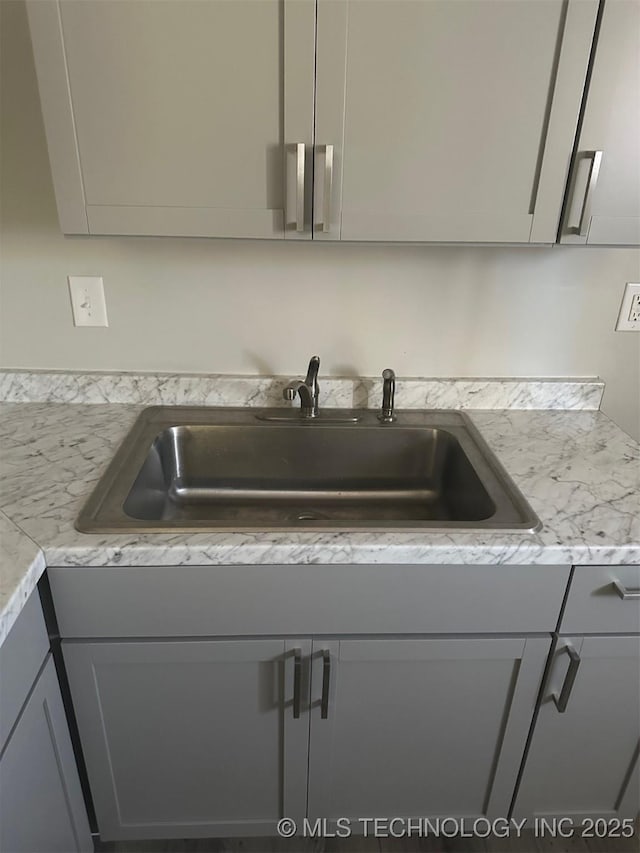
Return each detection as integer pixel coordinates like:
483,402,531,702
47,562,570,638
63,638,311,841
50,562,564,841
64,633,551,841
26,0,315,238
514,565,640,821
560,0,640,245
28,0,600,243
0,593,92,853
307,637,550,822
315,0,598,243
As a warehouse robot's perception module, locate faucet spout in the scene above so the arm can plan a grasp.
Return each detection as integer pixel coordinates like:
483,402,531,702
283,356,320,417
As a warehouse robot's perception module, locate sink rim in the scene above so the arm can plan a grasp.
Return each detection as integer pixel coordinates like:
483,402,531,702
75,405,542,534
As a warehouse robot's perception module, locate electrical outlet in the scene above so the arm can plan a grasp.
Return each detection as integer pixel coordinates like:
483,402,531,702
615,282,640,332
68,276,108,327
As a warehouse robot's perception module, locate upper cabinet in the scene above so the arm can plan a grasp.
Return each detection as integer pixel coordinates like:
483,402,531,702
26,0,316,239
28,0,620,244
314,0,597,243
560,0,640,245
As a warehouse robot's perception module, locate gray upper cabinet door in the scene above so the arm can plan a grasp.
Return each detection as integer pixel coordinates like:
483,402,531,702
0,656,93,853
514,636,640,820
62,638,311,841
307,636,550,820
314,0,599,243
560,0,640,245
26,0,315,238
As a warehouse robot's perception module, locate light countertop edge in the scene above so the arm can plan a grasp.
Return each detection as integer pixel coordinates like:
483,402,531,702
0,399,638,648
0,511,46,646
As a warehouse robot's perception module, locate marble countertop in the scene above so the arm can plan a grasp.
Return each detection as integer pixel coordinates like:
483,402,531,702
0,510,46,645
0,373,638,645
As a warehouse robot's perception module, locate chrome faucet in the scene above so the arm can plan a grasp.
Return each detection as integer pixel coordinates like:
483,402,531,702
283,356,320,418
378,368,396,422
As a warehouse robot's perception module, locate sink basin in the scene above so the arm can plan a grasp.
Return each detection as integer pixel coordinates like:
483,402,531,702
76,407,540,532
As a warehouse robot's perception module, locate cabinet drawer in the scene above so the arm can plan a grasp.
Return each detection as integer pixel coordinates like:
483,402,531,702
562,565,640,634
0,591,49,751
48,563,570,638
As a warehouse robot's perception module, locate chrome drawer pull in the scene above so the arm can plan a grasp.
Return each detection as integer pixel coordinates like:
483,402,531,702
320,650,331,719
553,644,581,713
296,143,305,232
613,580,640,600
322,144,333,233
577,150,603,237
293,648,302,719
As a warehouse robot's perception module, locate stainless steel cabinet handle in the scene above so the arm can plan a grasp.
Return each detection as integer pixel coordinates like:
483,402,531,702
577,150,603,237
293,648,302,719
320,650,331,719
296,143,305,233
613,580,640,600
553,645,581,713
322,145,334,233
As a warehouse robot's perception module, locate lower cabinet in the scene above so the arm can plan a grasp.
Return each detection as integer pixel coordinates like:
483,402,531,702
514,566,640,822
0,656,93,852
63,634,550,841
514,636,640,821
307,637,550,823
0,589,92,853
63,639,311,840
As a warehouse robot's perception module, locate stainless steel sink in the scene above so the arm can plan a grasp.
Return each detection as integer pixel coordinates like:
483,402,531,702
76,406,541,532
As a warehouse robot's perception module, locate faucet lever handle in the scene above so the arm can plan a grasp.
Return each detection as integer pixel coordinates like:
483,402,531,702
283,356,320,418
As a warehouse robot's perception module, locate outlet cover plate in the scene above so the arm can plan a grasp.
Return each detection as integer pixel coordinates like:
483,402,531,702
68,276,108,327
615,282,640,332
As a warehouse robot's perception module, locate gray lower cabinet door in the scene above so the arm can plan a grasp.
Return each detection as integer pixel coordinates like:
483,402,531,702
307,636,550,821
0,656,93,853
314,0,598,243
514,636,640,820
63,638,311,841
560,0,640,245
26,0,315,238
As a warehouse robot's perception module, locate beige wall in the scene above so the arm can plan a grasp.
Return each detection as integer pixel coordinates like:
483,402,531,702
1,1,639,439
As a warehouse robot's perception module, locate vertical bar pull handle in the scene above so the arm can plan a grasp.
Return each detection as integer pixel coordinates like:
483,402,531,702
577,150,603,236
292,648,302,719
296,143,305,233
553,645,581,713
320,650,331,719
613,580,640,600
322,145,334,233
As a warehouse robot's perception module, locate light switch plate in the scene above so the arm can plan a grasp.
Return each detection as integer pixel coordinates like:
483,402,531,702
68,276,108,327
